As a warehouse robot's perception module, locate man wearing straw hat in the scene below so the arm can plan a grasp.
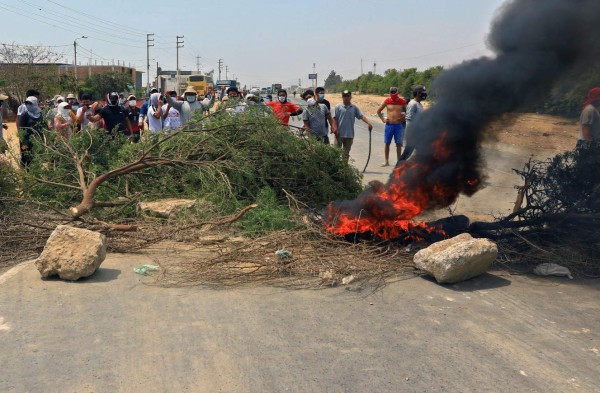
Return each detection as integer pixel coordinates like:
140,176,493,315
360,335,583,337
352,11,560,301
164,86,213,126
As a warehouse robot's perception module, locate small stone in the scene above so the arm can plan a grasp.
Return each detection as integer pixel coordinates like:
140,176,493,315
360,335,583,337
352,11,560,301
341,275,355,285
137,198,197,218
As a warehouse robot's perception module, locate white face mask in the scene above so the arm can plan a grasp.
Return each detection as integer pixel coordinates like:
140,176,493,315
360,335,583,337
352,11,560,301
278,96,286,103
307,98,316,106
129,100,136,107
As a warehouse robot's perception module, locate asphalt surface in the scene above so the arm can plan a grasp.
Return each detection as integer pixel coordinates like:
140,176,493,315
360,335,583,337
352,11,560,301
1,256,598,392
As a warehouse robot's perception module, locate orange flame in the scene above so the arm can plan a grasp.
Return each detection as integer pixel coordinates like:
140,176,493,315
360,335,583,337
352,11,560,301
325,130,471,240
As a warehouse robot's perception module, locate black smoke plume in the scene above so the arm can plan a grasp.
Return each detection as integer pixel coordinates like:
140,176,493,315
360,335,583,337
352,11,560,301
326,0,600,233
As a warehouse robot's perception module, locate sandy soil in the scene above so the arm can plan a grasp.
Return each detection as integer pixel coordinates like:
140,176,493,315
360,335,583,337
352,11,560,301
322,93,578,154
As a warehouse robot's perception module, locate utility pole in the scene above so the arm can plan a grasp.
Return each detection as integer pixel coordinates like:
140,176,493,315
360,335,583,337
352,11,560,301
155,62,159,91
73,35,87,78
361,58,363,75
176,35,184,90
218,58,223,80
225,66,229,79
146,33,154,89
313,63,316,89
196,55,201,73
373,61,377,75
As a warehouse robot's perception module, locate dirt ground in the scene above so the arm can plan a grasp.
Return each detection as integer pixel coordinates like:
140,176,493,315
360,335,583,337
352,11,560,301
323,93,578,154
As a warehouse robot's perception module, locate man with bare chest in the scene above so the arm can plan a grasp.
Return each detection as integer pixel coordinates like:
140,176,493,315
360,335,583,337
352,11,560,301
377,87,407,166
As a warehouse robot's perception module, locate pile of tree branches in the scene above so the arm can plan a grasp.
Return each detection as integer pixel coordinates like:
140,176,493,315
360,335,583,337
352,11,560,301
470,144,600,276
2,108,411,287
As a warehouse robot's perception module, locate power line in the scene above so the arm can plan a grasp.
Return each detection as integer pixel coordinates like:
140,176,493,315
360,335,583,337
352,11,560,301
0,1,145,48
0,41,70,48
0,2,146,49
45,0,151,37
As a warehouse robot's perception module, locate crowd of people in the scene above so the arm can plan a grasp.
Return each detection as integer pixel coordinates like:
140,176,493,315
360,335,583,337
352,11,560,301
1,84,599,168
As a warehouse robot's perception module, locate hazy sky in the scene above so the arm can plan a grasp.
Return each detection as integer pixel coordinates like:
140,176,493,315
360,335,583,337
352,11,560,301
1,0,506,87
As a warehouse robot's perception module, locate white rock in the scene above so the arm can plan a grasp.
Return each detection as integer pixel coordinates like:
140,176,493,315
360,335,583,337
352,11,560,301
342,275,355,285
414,233,497,284
35,225,107,281
137,198,196,218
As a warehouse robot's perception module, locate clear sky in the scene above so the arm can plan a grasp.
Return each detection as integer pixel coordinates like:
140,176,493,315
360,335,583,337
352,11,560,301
0,0,506,88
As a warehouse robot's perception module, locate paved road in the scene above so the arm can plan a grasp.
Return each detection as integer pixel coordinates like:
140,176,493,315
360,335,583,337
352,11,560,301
1,256,598,392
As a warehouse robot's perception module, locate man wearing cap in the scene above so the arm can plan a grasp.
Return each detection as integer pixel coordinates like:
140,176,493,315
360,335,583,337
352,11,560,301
165,86,213,126
578,87,600,148
398,85,428,162
46,95,64,129
87,92,132,135
377,87,407,166
17,89,40,125
0,92,9,151
266,89,303,126
18,96,45,166
333,90,373,162
125,95,142,142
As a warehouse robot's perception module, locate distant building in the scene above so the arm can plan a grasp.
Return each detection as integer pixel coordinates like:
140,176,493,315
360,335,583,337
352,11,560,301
0,62,139,89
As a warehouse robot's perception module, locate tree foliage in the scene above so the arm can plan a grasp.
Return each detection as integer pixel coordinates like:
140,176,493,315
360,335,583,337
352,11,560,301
19,109,364,224
325,67,444,101
0,43,62,112
82,71,132,98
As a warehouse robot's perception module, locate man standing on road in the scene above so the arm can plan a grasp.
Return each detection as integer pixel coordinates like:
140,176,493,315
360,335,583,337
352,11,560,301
161,91,182,132
578,87,600,148
125,95,142,142
87,92,132,135
17,89,40,125
398,85,427,162
377,87,407,166
301,89,337,144
266,89,303,126
333,90,373,162
315,87,331,131
165,86,213,126
139,87,158,131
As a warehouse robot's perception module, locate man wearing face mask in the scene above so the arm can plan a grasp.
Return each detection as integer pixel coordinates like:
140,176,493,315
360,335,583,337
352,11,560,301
301,89,337,144
377,87,407,166
398,85,427,162
125,95,142,142
46,95,64,129
165,86,213,126
75,93,98,129
118,93,125,107
315,87,331,132
18,96,46,166
266,89,303,126
87,92,132,135
17,89,40,126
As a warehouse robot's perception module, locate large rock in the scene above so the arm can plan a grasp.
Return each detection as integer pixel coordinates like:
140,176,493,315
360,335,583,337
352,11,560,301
414,233,497,284
35,225,107,281
137,198,196,218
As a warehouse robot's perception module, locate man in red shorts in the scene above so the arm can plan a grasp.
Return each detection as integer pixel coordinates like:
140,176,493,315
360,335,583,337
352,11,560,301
376,87,407,166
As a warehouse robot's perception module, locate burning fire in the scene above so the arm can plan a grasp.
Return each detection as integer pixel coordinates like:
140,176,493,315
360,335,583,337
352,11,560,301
324,131,481,240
